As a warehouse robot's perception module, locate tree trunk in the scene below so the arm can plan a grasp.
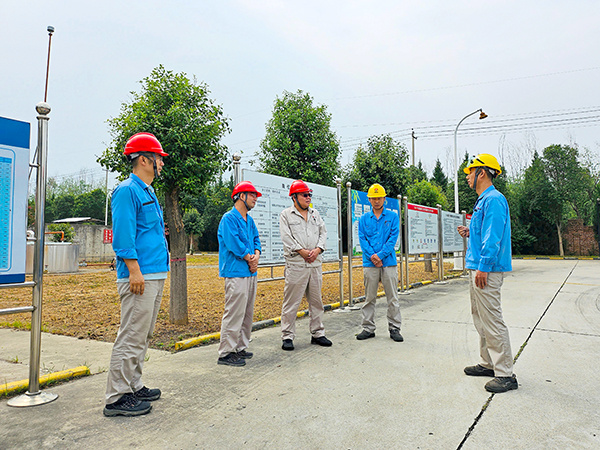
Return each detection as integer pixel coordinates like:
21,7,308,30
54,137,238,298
556,222,564,257
424,253,433,272
164,188,188,325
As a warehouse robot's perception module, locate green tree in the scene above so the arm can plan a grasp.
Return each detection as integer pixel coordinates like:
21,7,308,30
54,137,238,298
540,144,592,255
258,90,340,185
182,208,202,254
407,161,427,184
344,134,409,198
97,65,230,324
407,180,449,210
47,223,75,242
431,158,448,191
73,188,107,221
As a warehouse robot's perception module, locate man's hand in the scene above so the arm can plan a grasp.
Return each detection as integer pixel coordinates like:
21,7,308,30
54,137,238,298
124,259,145,295
475,270,488,289
370,254,383,268
305,248,321,264
245,254,259,273
457,225,470,238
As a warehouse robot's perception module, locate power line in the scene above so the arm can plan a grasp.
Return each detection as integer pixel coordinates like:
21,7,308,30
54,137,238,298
326,67,600,101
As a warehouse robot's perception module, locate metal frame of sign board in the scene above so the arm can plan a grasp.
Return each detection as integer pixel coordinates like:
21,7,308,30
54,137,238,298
406,203,439,255
0,117,30,284
243,170,340,265
441,210,464,253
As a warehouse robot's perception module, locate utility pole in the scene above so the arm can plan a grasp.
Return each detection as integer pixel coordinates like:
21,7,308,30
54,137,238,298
411,129,418,166
104,168,110,226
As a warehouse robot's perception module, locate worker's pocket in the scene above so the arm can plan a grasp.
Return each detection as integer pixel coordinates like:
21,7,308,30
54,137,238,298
142,201,160,225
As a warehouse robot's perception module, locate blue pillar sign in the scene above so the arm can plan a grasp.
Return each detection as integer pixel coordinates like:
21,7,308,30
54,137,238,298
0,117,30,284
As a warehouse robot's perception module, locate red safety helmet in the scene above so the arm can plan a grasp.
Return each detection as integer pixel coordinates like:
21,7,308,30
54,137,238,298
123,133,169,158
231,181,262,199
289,180,312,196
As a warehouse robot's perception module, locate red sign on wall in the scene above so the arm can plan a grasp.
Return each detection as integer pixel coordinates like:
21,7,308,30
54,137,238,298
103,229,113,244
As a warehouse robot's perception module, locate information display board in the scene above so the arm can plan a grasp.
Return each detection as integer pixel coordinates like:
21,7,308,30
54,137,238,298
244,170,340,265
0,117,30,284
441,210,464,252
407,203,439,254
350,189,400,256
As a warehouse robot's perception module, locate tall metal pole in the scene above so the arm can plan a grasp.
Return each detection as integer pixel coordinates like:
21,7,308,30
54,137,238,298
104,168,109,226
8,102,58,407
336,178,344,309
8,25,58,408
454,109,486,214
346,182,354,307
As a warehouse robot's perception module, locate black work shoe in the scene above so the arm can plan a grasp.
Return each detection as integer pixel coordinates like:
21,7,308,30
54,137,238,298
217,352,246,367
282,339,294,351
485,375,518,393
389,329,404,342
464,364,495,377
103,393,152,417
311,336,333,347
356,330,375,340
133,386,161,402
237,349,253,359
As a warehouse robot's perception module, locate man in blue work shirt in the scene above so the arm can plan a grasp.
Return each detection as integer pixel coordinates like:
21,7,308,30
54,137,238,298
457,153,517,393
356,184,403,342
104,133,169,417
217,181,262,367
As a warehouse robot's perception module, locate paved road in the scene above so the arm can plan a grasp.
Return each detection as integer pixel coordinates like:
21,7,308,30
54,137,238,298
1,259,599,449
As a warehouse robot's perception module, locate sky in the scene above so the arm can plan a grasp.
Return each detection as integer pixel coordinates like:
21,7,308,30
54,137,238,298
2,0,600,192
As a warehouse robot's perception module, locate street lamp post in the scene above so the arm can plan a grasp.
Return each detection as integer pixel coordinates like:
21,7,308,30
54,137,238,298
453,109,487,213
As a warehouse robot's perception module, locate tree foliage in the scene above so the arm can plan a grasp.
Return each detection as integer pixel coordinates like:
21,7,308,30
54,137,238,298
431,158,448,191
97,65,230,324
47,223,75,242
344,134,409,198
407,180,449,210
258,90,340,186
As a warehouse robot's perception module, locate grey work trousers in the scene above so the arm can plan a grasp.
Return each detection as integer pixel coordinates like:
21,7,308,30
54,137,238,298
105,279,165,405
469,270,514,377
361,266,402,333
281,264,325,340
218,276,257,357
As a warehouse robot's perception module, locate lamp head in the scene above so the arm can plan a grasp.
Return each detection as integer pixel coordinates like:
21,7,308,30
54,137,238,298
479,110,488,120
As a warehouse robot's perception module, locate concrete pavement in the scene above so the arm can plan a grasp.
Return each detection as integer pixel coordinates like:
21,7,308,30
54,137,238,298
1,259,599,449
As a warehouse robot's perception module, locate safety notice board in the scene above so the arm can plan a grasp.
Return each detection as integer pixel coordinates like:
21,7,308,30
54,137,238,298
0,116,30,284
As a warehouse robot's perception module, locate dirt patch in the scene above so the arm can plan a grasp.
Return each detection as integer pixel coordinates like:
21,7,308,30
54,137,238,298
0,254,454,350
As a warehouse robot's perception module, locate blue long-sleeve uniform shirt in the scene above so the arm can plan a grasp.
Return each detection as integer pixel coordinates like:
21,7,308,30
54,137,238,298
466,185,512,273
218,207,262,278
358,208,400,268
111,173,170,279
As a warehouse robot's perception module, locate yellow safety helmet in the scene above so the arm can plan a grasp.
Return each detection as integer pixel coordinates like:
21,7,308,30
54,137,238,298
367,183,386,198
463,153,502,176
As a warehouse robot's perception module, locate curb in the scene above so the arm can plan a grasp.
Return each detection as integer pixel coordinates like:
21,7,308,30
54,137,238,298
1,365,91,398
174,275,456,352
513,256,600,260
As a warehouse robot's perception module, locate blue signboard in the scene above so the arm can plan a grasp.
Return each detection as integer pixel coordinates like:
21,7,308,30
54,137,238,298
0,116,30,284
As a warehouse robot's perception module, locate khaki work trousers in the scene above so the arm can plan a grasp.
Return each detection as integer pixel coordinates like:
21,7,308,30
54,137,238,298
218,276,257,357
281,264,325,340
469,270,514,377
105,279,165,405
361,266,402,333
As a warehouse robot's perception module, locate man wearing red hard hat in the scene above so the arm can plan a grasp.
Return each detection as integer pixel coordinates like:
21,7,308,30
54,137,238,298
104,133,169,417
216,181,262,366
279,180,332,351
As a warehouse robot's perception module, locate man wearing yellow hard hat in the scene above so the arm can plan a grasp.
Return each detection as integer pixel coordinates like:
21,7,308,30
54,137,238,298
356,183,403,342
457,154,517,393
